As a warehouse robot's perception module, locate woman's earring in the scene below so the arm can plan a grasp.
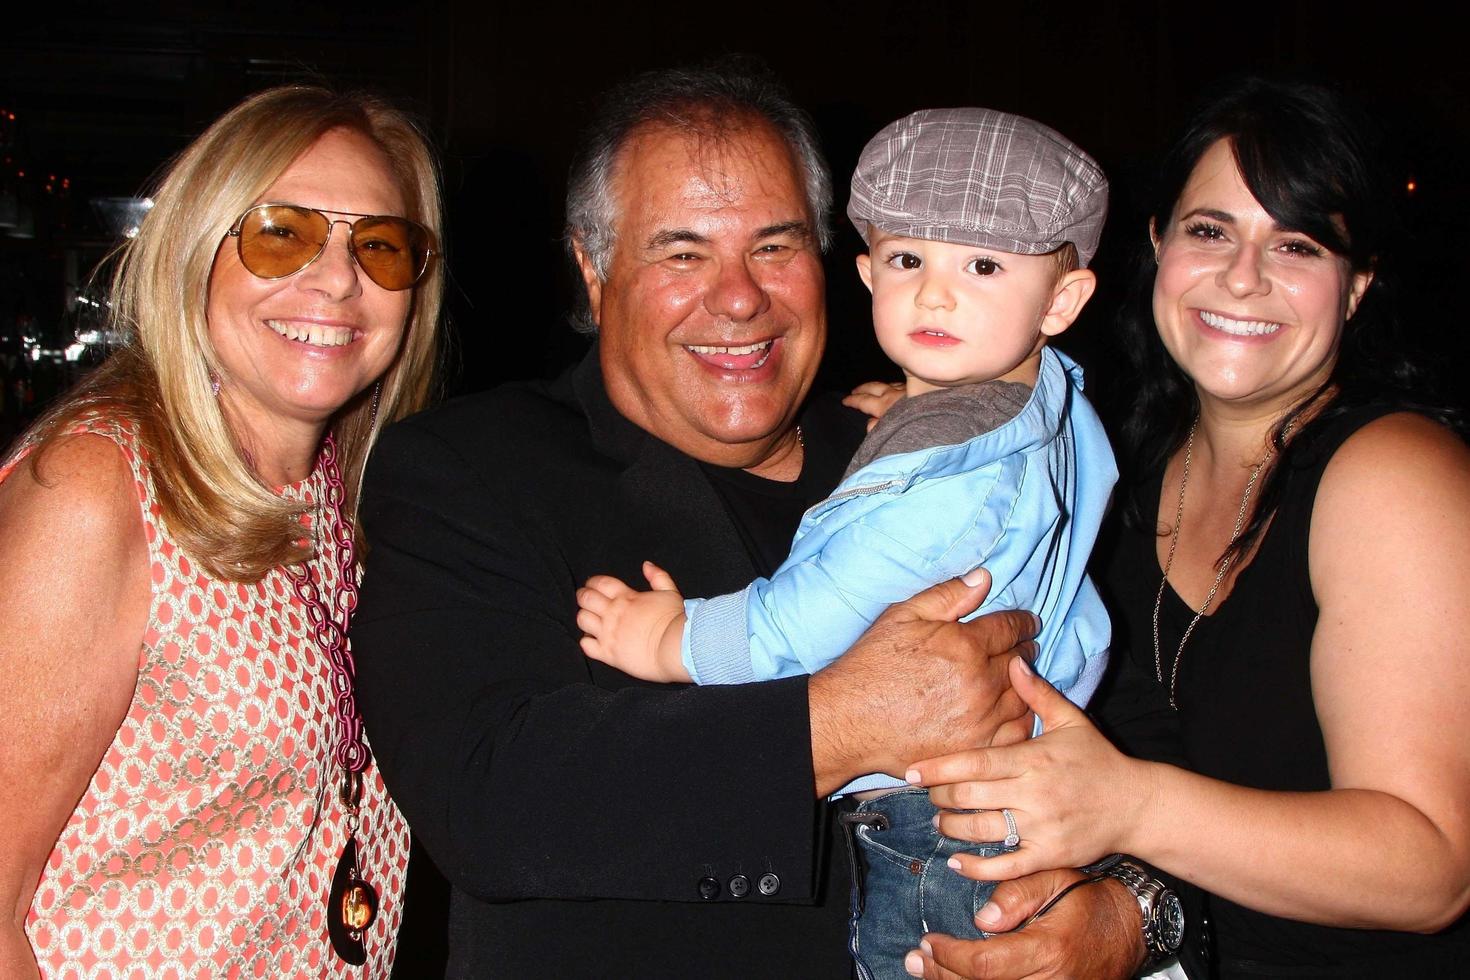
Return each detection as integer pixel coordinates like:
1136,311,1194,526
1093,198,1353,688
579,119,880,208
209,371,221,397
368,381,382,430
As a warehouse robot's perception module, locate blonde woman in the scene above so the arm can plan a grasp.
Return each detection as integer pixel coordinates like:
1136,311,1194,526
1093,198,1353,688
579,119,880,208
0,85,444,977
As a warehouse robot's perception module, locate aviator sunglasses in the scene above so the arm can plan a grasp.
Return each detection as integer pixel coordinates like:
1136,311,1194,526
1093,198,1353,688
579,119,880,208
226,203,436,291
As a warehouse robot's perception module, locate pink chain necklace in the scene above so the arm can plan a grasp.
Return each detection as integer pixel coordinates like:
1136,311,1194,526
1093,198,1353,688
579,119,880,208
286,433,369,772
283,432,378,964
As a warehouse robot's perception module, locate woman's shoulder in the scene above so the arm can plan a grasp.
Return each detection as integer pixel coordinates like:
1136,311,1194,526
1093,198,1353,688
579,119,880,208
0,425,146,552
1320,409,1470,494
1310,410,1470,563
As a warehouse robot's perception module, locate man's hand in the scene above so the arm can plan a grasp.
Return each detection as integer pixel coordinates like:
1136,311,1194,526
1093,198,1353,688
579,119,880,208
808,570,1038,795
577,561,691,682
904,869,1145,979
910,657,1154,880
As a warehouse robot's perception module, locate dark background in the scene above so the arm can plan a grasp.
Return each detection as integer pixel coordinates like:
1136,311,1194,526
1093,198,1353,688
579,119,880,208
3,0,1466,442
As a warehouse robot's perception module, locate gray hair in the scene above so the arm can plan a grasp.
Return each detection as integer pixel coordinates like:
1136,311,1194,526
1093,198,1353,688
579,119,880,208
564,58,833,334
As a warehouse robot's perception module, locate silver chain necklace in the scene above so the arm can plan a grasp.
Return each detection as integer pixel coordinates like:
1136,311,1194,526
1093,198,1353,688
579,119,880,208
1152,420,1273,710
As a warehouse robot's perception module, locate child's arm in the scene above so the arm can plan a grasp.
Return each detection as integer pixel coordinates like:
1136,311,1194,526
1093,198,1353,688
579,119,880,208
649,377,1109,697
577,561,690,682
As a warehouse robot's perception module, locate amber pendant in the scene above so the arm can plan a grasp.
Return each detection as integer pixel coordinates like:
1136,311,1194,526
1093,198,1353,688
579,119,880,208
327,835,379,965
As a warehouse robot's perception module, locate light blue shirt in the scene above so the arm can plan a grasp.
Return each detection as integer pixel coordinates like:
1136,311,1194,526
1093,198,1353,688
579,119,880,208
682,347,1117,795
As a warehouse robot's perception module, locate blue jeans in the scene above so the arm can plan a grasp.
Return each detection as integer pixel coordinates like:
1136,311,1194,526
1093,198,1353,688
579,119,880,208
841,788,1011,980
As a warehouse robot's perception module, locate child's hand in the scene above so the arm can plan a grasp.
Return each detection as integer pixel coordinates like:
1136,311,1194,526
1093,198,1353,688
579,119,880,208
576,561,691,683
843,380,906,432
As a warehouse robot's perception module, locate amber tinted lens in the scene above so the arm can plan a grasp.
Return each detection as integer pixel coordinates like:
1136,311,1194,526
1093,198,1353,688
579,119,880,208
349,216,431,291
237,205,330,279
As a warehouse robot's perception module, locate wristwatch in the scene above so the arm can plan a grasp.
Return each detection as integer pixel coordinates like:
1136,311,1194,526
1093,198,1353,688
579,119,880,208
1097,857,1185,965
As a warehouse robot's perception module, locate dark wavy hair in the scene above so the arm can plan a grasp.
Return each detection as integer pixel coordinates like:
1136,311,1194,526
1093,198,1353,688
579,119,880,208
1117,76,1460,564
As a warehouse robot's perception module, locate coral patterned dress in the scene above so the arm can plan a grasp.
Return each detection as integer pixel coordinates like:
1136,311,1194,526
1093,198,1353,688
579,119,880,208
11,419,409,978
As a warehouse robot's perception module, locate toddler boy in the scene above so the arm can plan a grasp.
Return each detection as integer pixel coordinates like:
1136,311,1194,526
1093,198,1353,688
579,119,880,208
577,108,1116,978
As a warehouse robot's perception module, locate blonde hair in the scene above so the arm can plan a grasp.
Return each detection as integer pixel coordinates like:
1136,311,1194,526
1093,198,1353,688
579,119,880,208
27,85,445,581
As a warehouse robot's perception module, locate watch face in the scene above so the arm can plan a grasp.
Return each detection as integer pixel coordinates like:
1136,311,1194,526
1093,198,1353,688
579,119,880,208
1158,890,1185,952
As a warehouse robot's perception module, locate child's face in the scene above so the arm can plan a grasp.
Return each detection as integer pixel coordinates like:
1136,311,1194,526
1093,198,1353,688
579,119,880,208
858,232,1061,394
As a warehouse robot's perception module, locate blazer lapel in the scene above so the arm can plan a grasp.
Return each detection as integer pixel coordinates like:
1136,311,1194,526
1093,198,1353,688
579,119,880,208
572,343,758,596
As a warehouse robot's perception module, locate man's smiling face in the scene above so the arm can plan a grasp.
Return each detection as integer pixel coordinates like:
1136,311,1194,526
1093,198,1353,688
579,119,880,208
579,117,826,470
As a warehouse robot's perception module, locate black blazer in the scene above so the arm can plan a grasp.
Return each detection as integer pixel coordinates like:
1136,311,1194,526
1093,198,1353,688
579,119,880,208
354,345,865,977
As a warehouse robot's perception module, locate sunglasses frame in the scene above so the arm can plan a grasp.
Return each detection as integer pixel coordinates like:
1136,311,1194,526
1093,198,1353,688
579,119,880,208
225,202,437,291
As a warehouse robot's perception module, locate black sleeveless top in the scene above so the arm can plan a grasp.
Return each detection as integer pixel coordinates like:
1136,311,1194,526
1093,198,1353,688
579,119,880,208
1094,404,1470,978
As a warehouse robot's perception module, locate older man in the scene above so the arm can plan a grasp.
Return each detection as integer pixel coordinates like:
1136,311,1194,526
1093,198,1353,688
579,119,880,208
354,64,1138,978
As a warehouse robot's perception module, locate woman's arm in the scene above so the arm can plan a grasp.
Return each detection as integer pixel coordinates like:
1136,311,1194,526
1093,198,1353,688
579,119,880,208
0,435,150,977
1138,413,1470,930
916,413,1470,932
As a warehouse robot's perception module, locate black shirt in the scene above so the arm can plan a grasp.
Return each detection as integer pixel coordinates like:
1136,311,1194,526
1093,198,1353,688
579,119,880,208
1093,404,1470,978
701,402,864,577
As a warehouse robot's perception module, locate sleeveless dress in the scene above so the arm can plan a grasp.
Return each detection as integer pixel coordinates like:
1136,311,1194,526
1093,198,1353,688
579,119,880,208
1098,404,1470,978
9,418,409,979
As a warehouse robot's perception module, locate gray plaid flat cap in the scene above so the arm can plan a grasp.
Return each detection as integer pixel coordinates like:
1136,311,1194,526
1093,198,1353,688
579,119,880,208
848,107,1108,267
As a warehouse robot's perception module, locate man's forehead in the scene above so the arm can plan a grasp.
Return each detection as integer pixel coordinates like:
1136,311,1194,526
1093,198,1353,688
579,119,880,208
613,120,808,227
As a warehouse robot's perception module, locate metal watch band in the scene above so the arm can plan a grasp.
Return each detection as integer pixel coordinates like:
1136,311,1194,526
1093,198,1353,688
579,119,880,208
1100,859,1184,964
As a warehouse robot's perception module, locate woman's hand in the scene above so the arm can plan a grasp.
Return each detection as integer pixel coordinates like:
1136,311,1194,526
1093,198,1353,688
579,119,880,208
907,657,1157,880
842,380,905,432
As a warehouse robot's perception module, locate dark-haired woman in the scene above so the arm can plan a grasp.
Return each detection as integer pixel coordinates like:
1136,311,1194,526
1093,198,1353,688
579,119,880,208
905,78,1470,979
